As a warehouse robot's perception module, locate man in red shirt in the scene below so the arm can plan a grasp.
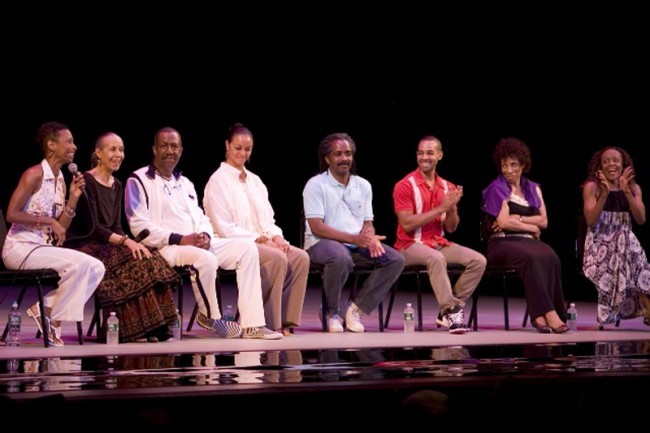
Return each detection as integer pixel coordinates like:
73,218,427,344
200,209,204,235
393,136,486,333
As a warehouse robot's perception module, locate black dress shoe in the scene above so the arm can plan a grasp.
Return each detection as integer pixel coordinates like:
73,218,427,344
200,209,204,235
531,321,552,334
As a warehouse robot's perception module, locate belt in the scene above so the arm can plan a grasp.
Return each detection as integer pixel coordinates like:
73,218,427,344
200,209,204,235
489,232,534,240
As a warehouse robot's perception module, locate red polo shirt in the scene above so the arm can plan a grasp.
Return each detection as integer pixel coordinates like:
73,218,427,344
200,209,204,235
393,169,456,251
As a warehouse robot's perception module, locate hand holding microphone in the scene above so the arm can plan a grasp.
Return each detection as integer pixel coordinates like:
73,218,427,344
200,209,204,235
67,163,85,197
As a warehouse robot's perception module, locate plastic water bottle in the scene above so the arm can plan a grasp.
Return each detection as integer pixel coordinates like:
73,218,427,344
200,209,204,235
7,358,19,373
106,312,119,345
7,301,21,346
172,308,182,340
567,303,578,331
223,304,234,321
6,358,19,392
403,302,415,333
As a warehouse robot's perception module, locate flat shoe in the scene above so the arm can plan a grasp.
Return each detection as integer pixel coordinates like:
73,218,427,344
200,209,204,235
26,303,44,335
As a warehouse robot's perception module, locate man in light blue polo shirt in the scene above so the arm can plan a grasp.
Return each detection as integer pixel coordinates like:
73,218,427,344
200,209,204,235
303,132,405,333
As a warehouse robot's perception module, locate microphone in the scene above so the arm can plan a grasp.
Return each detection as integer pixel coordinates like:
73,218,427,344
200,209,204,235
68,163,84,194
68,163,79,176
133,229,151,243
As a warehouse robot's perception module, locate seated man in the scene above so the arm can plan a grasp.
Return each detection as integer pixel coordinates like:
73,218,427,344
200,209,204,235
393,136,486,333
303,132,405,332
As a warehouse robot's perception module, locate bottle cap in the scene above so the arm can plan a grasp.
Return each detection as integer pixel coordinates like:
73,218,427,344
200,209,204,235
406,303,412,307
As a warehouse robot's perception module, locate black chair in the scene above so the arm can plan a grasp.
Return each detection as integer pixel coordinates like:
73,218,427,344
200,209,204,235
85,264,190,340
308,261,384,332
466,215,523,331
301,211,384,332
382,264,467,332
0,209,84,346
186,268,232,331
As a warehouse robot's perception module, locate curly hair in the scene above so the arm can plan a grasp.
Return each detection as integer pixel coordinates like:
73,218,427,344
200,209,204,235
318,132,356,174
584,146,635,187
492,137,532,173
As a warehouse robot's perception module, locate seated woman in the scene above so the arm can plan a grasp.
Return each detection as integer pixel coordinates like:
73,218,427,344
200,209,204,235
2,121,105,347
481,137,568,334
203,123,309,336
582,146,650,327
64,132,180,343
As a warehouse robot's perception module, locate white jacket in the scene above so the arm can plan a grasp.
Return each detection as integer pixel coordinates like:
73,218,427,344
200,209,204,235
125,165,214,249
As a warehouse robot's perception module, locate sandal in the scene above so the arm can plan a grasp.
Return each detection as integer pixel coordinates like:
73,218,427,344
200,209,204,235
26,303,44,335
45,317,64,347
280,327,294,337
531,320,551,334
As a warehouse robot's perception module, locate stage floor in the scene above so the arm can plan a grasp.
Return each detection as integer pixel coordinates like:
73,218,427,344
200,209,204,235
2,283,650,428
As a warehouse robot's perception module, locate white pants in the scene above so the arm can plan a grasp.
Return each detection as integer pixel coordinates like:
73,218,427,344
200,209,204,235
2,242,105,322
159,237,266,329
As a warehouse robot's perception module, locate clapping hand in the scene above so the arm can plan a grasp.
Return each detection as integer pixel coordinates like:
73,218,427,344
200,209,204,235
620,166,635,193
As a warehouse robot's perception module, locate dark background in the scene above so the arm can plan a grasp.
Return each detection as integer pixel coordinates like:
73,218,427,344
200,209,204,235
3,8,648,301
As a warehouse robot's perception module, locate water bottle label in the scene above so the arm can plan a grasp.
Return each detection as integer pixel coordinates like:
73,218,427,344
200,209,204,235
404,312,414,321
9,316,20,326
108,324,119,332
568,312,577,321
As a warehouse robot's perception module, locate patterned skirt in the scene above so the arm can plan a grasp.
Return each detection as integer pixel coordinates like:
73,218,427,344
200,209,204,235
75,242,181,342
583,211,650,325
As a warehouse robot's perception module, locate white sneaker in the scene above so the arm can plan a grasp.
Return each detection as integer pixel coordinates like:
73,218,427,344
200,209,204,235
328,315,344,333
345,302,365,333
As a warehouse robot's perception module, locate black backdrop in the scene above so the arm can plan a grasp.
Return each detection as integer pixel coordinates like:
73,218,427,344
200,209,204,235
3,11,648,302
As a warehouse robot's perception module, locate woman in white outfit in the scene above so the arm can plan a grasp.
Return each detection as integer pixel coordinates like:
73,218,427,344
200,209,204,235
2,121,105,346
203,123,309,336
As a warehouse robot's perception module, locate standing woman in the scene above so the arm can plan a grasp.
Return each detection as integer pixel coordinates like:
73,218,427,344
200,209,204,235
582,146,650,328
481,137,568,333
64,132,181,342
2,121,105,346
203,123,309,336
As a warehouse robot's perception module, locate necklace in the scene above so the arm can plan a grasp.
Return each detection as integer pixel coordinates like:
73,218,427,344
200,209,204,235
155,169,173,181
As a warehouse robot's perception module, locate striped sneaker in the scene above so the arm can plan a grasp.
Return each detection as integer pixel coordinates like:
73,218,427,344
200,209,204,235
241,326,283,340
197,313,242,339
